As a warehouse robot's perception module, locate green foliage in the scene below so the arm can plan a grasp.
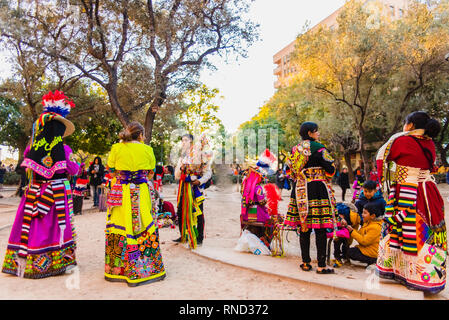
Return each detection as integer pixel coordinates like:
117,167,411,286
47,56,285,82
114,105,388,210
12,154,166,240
0,96,28,151
3,171,21,185
246,0,449,169
65,116,122,156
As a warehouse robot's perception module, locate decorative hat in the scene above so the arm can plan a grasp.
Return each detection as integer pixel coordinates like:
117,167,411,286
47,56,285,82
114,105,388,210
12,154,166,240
256,149,277,174
40,90,75,137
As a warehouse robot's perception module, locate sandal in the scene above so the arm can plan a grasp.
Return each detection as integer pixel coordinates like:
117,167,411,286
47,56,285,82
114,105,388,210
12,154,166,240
316,268,335,274
300,263,312,272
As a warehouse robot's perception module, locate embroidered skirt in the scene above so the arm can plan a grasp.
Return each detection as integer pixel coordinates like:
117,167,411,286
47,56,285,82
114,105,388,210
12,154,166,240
2,179,77,279
376,166,447,293
285,168,339,230
105,180,165,285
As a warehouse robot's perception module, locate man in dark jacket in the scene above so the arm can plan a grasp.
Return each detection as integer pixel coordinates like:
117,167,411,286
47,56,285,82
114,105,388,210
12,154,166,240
355,180,386,223
337,167,350,202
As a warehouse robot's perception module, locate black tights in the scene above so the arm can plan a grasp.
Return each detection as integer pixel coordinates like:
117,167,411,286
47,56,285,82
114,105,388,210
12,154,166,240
299,228,328,268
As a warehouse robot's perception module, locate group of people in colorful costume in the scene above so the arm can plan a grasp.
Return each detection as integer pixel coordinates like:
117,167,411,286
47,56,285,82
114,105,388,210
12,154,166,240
1,88,446,294
1,92,167,287
239,113,446,293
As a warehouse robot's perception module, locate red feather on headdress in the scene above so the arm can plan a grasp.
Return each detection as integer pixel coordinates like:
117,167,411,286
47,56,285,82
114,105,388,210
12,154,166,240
263,183,282,216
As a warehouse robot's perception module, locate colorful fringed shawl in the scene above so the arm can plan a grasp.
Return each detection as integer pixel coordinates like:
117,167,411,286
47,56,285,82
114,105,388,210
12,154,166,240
177,174,203,249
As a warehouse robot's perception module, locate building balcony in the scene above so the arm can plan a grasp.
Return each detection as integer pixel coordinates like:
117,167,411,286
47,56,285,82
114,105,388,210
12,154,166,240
273,66,282,76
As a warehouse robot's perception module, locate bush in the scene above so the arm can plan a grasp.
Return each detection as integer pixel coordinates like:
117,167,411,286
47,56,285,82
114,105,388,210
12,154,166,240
3,172,21,185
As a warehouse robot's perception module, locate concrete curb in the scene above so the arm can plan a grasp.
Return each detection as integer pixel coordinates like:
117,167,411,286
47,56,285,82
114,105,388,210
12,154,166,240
190,245,425,300
0,224,12,232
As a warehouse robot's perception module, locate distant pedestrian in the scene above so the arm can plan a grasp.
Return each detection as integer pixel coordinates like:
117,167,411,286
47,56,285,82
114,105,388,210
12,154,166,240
351,169,365,203
88,156,105,207
369,167,378,183
337,167,350,202
0,162,6,190
73,163,89,215
275,168,285,190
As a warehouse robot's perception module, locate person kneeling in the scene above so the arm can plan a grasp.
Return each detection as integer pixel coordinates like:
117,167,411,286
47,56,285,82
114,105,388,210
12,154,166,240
346,202,383,267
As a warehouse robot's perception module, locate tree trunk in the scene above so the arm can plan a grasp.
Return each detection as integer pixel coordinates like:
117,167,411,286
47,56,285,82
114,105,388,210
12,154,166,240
144,108,157,144
106,85,130,128
344,152,355,183
359,132,370,179
144,91,166,144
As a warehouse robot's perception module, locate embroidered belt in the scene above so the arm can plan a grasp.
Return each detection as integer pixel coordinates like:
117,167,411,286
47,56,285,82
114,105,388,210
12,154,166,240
303,167,327,182
116,170,150,185
107,170,149,208
394,165,434,184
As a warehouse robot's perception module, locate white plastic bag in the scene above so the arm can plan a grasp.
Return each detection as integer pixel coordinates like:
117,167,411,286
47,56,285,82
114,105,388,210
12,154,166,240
234,230,271,255
234,230,251,253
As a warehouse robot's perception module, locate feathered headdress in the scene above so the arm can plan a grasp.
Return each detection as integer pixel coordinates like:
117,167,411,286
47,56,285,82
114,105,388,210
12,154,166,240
36,90,75,138
42,90,75,118
256,149,277,174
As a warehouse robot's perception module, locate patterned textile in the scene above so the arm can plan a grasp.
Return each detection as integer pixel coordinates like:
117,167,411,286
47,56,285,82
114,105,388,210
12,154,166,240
285,167,339,232
384,183,419,255
105,168,164,285
105,231,165,284
376,132,447,293
240,169,270,224
130,185,142,234
73,178,88,197
18,179,68,258
177,175,203,249
2,243,76,279
2,178,77,279
107,184,123,208
107,170,150,209
284,141,311,231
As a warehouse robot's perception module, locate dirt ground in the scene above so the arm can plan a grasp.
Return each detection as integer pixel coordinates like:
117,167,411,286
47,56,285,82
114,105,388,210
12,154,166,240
0,182,448,300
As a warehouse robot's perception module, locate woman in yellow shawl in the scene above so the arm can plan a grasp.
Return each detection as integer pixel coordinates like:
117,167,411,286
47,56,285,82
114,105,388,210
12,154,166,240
104,122,166,286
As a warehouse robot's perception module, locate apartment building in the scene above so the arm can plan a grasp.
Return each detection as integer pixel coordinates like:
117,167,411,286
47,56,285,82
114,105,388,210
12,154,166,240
273,0,409,89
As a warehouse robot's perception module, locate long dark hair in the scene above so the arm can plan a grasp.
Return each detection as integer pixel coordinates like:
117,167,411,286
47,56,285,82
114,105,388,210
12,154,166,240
405,111,441,138
93,156,103,166
299,122,319,141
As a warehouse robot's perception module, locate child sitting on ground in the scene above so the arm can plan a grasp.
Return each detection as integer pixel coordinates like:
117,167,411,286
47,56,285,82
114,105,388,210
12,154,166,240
332,203,361,267
355,180,386,223
346,202,383,267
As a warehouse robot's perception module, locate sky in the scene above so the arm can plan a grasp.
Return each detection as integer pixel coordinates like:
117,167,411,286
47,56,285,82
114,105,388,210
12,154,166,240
200,0,347,133
0,0,347,160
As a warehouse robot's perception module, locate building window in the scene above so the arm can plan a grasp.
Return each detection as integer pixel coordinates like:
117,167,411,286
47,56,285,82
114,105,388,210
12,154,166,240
399,8,403,17
390,5,395,17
